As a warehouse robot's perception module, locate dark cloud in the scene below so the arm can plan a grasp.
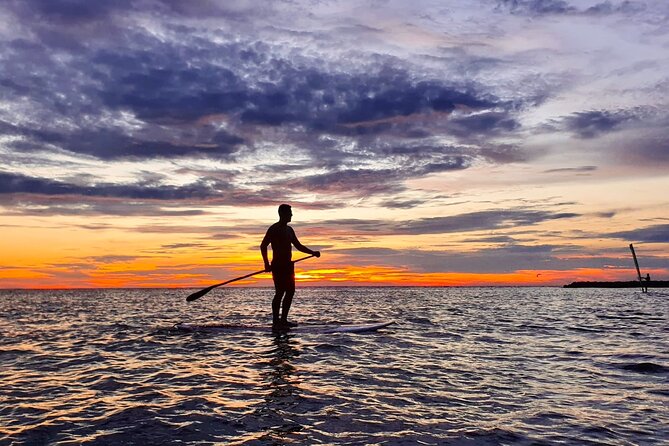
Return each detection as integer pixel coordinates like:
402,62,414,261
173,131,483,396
0,171,221,200
393,209,579,235
0,0,532,211
543,166,597,173
462,235,518,243
495,0,646,16
308,209,580,236
1,201,208,217
609,224,669,243
0,180,334,216
585,1,647,15
275,154,470,199
0,22,514,168
1,120,244,160
97,51,499,135
2,0,269,27
330,247,402,256
160,243,211,250
150,0,258,20
448,111,520,137
278,169,408,196
379,198,430,209
5,0,132,25
559,110,638,139
0,171,297,215
496,0,576,15
536,108,669,164
94,48,249,125
331,78,495,127
478,144,528,163
591,211,616,218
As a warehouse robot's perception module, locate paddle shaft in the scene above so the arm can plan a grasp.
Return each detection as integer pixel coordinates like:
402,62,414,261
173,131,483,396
629,244,644,292
186,254,315,302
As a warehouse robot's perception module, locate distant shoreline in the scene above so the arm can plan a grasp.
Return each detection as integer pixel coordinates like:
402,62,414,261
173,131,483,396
0,285,558,291
1,284,666,290
563,281,669,288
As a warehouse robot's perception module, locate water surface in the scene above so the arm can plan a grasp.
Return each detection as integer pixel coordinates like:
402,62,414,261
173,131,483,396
1,287,668,445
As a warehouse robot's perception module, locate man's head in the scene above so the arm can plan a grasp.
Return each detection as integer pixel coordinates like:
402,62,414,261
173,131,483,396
278,204,292,222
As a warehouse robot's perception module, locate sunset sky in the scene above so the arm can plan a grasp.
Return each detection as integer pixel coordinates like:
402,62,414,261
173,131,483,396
1,0,668,288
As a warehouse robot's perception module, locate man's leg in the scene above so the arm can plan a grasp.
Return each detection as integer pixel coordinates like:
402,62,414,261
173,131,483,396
272,288,285,325
280,261,297,325
280,288,295,324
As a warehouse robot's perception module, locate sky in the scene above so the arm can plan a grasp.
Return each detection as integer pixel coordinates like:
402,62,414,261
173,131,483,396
1,0,668,288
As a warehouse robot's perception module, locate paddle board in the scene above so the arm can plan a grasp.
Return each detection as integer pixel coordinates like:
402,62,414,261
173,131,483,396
174,321,394,334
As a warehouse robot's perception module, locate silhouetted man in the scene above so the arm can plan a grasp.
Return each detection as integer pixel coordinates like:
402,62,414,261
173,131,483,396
644,273,651,292
261,204,320,328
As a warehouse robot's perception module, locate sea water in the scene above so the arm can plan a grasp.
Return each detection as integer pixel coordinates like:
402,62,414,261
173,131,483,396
1,287,668,445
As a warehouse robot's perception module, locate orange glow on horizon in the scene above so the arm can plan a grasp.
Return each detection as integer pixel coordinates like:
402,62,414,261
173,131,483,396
1,264,661,289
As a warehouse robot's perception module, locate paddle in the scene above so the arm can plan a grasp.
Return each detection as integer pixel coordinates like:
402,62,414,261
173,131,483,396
186,254,315,302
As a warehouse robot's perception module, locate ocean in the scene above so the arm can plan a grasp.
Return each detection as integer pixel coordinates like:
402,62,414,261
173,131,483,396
1,287,668,445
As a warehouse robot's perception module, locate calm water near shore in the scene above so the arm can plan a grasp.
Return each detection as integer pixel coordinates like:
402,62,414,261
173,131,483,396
1,287,668,445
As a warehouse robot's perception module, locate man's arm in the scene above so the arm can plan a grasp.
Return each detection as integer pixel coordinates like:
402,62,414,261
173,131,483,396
291,228,321,258
260,229,272,271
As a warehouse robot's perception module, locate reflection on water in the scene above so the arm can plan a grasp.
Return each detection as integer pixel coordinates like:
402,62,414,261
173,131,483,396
226,332,303,446
258,333,302,444
265,334,300,404
1,287,668,445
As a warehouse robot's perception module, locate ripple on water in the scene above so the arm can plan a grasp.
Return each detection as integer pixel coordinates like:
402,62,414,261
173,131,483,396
617,362,669,374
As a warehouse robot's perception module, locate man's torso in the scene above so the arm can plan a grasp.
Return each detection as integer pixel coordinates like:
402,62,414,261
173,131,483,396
266,223,294,265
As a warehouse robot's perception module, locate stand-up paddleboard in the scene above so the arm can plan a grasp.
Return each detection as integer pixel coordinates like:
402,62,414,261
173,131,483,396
174,321,394,334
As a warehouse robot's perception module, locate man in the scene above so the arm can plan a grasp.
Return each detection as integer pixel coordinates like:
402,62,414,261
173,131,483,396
260,204,320,328
644,273,651,293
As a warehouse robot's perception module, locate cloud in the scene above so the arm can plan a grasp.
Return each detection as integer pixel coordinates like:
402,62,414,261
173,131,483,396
1,120,244,160
160,243,212,250
332,247,400,256
310,209,580,236
1,200,209,217
494,0,646,16
273,153,470,199
448,111,521,138
277,169,408,197
462,235,518,243
5,0,132,25
329,243,637,274
609,224,669,243
0,171,297,215
495,0,576,15
0,0,545,213
539,107,669,164
553,110,639,139
543,166,597,173
85,255,149,263
0,18,521,201
395,209,580,234
2,0,271,28
539,109,647,139
584,1,647,15
379,198,431,209
0,171,221,200
534,107,669,165
95,52,501,137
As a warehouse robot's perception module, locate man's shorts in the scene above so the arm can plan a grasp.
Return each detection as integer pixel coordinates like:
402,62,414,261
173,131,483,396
271,261,295,291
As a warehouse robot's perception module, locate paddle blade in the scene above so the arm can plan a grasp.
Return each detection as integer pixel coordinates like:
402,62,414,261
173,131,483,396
186,285,216,302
